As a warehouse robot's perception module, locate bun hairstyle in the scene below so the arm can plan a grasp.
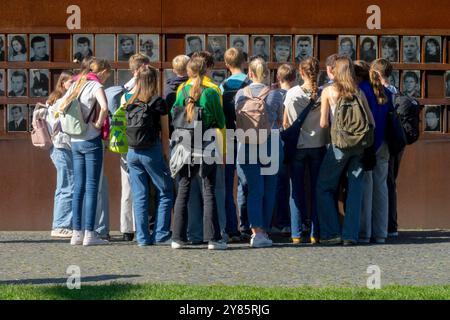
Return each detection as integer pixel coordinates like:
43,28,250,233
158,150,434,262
126,64,158,107
299,57,320,99
185,56,207,122
370,58,392,105
248,57,269,83
59,57,111,112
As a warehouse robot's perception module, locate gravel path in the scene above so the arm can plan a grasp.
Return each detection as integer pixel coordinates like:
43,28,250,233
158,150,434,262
0,231,449,287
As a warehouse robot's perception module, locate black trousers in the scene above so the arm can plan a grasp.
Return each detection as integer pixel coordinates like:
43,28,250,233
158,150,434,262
387,150,404,233
172,163,221,242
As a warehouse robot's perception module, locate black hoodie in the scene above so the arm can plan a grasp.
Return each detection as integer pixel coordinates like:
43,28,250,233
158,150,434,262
164,75,189,135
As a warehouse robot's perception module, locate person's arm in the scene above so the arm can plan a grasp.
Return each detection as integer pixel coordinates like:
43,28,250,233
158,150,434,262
282,105,290,129
320,87,331,128
160,115,170,161
94,87,108,129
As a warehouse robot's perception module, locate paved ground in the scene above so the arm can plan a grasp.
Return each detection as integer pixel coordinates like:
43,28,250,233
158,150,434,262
0,230,449,287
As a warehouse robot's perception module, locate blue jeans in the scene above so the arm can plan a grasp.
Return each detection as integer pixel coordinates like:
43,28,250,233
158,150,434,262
289,147,326,238
50,147,73,230
187,165,227,241
237,173,249,232
317,145,364,242
236,138,281,231
71,136,103,231
127,143,174,245
274,163,291,229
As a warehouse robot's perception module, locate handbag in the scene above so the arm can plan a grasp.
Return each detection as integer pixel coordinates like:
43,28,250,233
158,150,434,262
280,98,317,164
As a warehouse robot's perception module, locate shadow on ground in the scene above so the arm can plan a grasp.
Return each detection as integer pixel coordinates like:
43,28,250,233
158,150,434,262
0,274,141,286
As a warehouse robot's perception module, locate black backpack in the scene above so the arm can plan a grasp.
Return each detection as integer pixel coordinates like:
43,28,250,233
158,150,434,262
394,93,421,145
171,84,205,130
222,77,251,129
125,96,160,149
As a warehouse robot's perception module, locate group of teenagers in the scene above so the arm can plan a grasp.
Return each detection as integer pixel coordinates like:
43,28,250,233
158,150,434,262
37,45,407,249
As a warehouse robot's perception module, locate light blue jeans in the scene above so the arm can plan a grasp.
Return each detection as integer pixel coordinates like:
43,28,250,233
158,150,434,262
187,164,227,242
360,142,390,241
127,143,173,245
317,145,365,242
50,147,74,230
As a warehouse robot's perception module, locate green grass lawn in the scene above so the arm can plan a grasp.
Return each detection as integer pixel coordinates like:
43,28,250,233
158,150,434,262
0,283,449,300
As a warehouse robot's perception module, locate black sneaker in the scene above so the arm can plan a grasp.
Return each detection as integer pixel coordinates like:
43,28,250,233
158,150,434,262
240,230,252,241
123,233,134,242
343,240,358,246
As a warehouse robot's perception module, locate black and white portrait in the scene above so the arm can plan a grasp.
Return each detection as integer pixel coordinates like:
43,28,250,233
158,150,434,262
185,34,205,58
338,35,356,61
318,71,331,88
251,35,270,62
207,35,227,62
402,70,421,98
8,69,27,97
389,70,400,91
381,36,399,63
402,36,420,63
424,105,441,132
29,69,50,97
118,34,137,62
8,34,27,62
0,69,5,96
360,36,378,63
95,34,116,61
230,35,249,61
273,35,292,63
0,35,5,61
7,104,28,132
30,34,50,62
118,69,132,87
29,105,35,131
163,69,176,96
424,36,441,63
211,69,227,85
294,35,314,63
73,34,94,63
445,71,450,98
103,70,115,89
139,34,160,62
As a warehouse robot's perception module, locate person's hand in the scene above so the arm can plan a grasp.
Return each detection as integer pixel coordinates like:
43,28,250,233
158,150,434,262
94,121,102,129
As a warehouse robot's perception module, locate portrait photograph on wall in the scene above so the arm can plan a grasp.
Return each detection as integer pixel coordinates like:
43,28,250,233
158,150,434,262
28,105,35,132
402,36,420,63
207,35,227,62
389,70,400,91
139,34,160,62
359,35,378,63
29,69,50,97
251,35,270,62
8,34,27,62
424,105,442,132
73,34,94,63
402,70,421,98
7,104,28,132
445,71,450,98
211,69,227,85
103,69,115,89
273,35,292,63
29,34,50,62
118,69,132,87
118,34,137,62
424,36,442,63
95,34,116,61
229,35,249,61
338,35,356,60
381,36,399,63
185,34,205,58
294,35,314,63
8,69,27,97
0,69,5,96
0,34,5,61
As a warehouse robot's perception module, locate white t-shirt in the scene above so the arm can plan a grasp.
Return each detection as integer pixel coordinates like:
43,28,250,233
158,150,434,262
284,85,330,149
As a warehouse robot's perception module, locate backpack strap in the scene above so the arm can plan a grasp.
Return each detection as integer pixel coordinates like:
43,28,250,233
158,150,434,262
257,86,271,100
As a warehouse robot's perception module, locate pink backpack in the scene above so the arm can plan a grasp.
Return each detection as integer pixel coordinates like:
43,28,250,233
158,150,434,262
31,109,52,150
236,86,272,144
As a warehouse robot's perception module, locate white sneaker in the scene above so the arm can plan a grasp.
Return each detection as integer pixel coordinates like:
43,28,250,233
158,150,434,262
83,231,109,246
208,240,228,250
70,230,84,246
171,240,186,249
250,233,273,248
51,228,73,238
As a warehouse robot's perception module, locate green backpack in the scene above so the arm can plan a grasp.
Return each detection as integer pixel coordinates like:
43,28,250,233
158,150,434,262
109,106,128,154
331,93,374,149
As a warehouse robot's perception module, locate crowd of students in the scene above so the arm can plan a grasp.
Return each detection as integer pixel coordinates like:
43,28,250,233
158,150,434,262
35,46,406,249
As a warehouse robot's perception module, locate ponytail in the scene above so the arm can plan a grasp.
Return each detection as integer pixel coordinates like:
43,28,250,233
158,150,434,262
370,59,391,105
300,57,320,99
185,57,207,123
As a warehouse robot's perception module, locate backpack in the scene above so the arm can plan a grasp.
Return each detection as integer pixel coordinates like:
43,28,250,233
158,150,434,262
59,83,96,137
108,106,128,154
235,86,272,144
331,93,374,149
394,93,421,145
222,77,251,129
125,96,160,149
31,108,52,150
